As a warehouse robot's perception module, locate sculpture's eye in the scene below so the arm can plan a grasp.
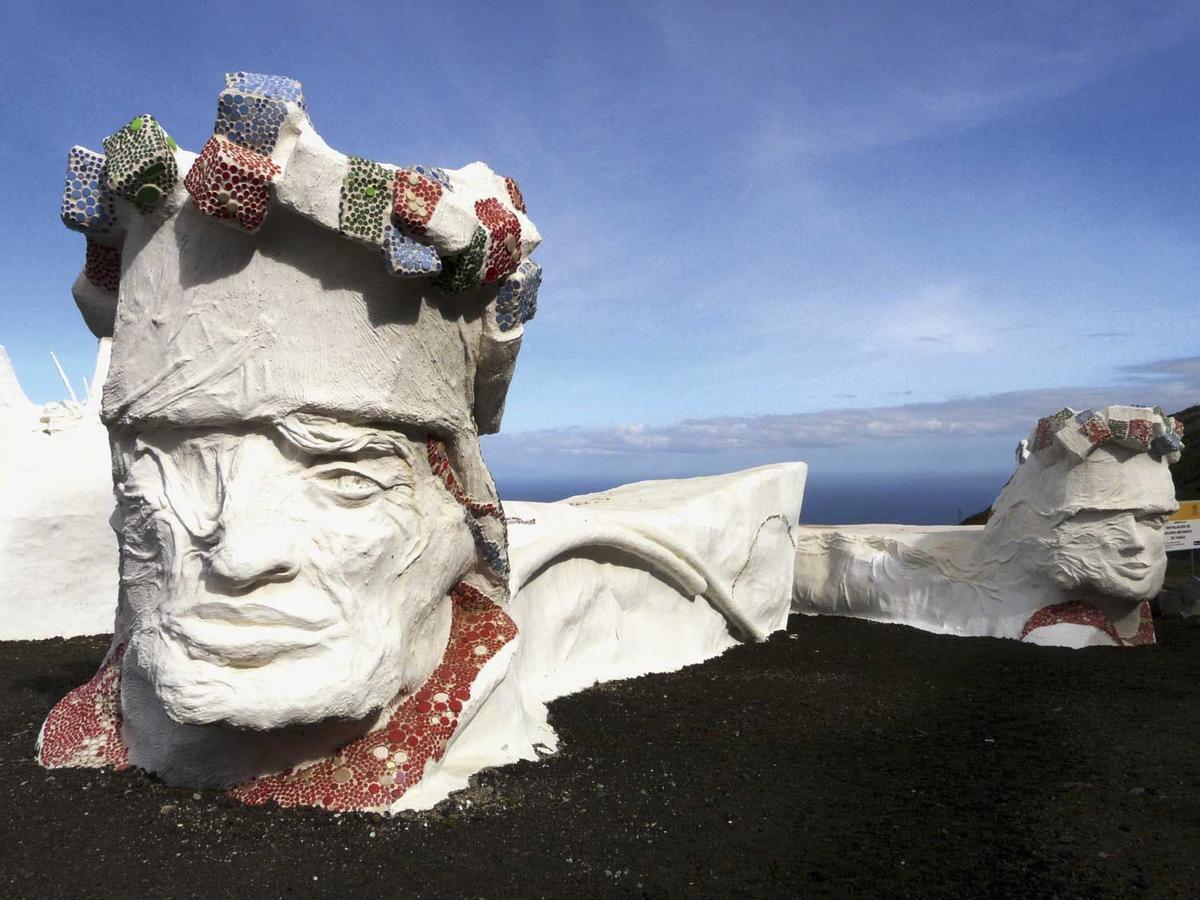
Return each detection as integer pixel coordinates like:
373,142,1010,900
1138,513,1169,531
311,466,386,504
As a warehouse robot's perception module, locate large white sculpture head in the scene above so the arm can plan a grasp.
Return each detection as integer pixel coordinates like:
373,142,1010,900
42,73,542,782
984,405,1182,606
114,418,476,728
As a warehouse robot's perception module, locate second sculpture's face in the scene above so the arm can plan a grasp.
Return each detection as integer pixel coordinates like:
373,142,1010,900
113,415,475,730
1044,451,1178,602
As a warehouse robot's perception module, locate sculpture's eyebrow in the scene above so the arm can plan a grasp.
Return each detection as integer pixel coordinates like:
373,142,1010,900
273,415,412,460
1138,504,1178,517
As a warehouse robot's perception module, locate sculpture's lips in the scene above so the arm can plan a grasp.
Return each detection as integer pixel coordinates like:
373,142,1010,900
1116,562,1151,578
162,598,342,664
163,613,338,665
186,599,339,630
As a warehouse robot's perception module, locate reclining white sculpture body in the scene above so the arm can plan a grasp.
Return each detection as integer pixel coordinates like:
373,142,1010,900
0,343,118,639
793,406,1184,648
34,73,807,812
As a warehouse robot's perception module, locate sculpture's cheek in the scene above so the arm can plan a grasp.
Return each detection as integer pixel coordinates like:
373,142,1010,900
305,499,426,583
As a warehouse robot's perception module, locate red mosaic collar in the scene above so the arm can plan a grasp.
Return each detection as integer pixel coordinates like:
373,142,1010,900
38,582,517,813
1020,600,1155,647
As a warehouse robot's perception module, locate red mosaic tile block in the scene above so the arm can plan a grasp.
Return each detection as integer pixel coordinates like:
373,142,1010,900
426,437,503,520
1080,415,1112,447
184,136,281,233
1021,600,1155,647
392,168,444,237
1173,417,1186,438
1126,418,1153,449
38,643,130,770
84,239,121,294
227,582,517,812
504,176,526,213
474,198,521,283
1031,417,1055,452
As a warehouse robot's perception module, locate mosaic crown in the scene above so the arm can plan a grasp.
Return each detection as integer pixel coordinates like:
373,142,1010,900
1023,405,1185,465
58,72,543,435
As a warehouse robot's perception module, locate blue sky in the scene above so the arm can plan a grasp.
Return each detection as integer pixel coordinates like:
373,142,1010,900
2,1,1197,490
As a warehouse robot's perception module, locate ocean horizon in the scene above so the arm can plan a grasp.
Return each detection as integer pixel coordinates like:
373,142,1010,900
496,470,1011,527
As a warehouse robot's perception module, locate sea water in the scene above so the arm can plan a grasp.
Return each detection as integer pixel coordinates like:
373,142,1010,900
496,470,1009,527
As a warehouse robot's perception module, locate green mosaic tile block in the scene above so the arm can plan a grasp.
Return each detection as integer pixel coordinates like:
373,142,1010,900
102,114,179,212
433,225,488,295
338,157,393,246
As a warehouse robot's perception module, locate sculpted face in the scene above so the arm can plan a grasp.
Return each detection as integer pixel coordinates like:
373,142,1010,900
1043,451,1178,602
114,415,475,730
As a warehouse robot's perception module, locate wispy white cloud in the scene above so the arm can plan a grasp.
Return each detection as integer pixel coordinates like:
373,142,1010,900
490,356,1200,456
742,3,1200,160
858,281,998,356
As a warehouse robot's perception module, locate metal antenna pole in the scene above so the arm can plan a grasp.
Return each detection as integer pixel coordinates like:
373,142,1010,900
49,351,79,403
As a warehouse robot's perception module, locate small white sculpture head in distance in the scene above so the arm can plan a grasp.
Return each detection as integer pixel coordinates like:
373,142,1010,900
113,414,478,730
985,405,1182,604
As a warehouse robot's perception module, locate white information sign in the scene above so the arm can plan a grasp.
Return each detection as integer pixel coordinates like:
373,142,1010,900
1165,500,1200,553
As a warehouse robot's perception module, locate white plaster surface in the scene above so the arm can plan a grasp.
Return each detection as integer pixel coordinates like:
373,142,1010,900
793,415,1180,648
398,462,807,809
0,342,118,640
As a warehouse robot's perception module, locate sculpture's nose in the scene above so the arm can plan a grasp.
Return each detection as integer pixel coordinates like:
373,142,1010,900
1116,513,1146,556
208,520,299,590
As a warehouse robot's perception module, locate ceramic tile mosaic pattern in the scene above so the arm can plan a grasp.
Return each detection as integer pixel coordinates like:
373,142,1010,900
1031,407,1074,452
215,91,287,156
495,259,542,332
225,72,306,109
1021,600,1155,646
383,225,443,277
467,517,510,577
426,437,503,520
61,147,117,235
214,72,304,156
184,136,282,232
84,239,121,294
339,157,394,246
227,582,517,811
37,644,131,769
431,225,487,294
102,115,178,211
414,164,452,190
1126,418,1153,449
1027,405,1183,463
427,437,508,580
1151,430,1184,460
504,176,526,213
392,167,444,238
475,198,522,283
1075,409,1112,447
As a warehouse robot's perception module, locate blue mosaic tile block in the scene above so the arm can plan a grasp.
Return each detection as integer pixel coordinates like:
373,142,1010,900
494,260,542,332
1150,430,1184,460
383,225,442,277
516,260,541,324
467,518,510,577
410,164,452,191
61,147,117,235
225,72,306,108
215,72,306,156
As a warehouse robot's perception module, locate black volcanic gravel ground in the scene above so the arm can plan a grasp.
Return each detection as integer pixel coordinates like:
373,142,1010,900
4,615,1200,898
